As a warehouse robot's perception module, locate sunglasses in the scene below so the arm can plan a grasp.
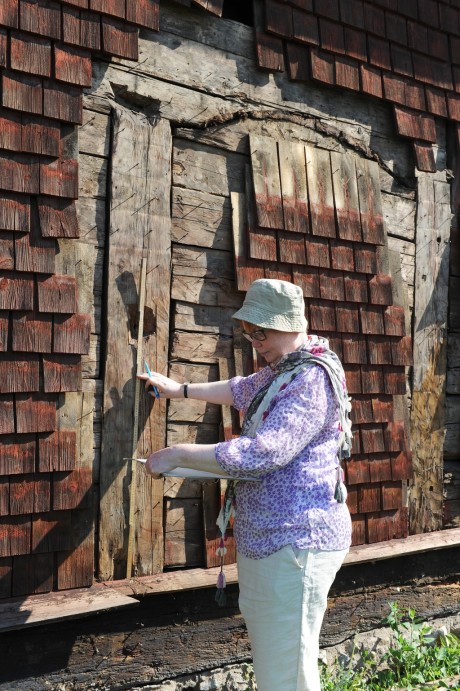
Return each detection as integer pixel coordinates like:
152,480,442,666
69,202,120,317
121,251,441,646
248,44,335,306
241,328,267,342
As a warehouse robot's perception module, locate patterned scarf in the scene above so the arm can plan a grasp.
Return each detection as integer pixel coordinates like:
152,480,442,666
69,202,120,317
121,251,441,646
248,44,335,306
215,335,352,605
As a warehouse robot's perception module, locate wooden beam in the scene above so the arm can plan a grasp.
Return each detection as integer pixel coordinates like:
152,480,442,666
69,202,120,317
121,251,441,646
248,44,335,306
410,176,451,533
98,106,171,580
0,587,138,633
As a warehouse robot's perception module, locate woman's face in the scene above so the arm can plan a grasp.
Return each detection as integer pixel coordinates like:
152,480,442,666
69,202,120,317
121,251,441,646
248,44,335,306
241,321,304,365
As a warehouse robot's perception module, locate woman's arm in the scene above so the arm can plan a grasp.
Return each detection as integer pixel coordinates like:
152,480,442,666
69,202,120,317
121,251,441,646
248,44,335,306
137,372,234,406
144,443,232,479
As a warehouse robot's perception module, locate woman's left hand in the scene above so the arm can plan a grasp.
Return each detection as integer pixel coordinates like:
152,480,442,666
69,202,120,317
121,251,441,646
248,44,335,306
144,447,179,478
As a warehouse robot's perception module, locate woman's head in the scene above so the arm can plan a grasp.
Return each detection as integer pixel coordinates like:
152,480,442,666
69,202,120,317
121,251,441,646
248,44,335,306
233,279,307,364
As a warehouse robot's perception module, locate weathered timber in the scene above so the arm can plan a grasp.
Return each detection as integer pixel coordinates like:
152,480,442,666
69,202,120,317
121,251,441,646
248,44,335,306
171,187,232,251
99,107,170,581
171,245,240,307
173,139,246,196
174,302,236,336
2,542,460,690
410,176,451,533
79,107,111,158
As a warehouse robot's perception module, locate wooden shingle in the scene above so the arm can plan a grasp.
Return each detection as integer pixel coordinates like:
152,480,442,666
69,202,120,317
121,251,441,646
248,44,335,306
90,0,125,17
0,435,35,475
15,226,56,274
101,16,139,60
54,44,92,87
126,0,160,31
310,48,335,85
16,394,56,433
0,152,40,195
336,303,360,332
10,32,52,77
371,394,394,423
342,334,367,364
308,299,336,331
2,71,43,115
62,7,101,51
383,419,406,452
346,457,370,484
361,365,384,393
0,233,14,271
344,365,361,394
43,354,82,392
351,514,366,545
367,335,392,364
331,152,361,242
43,80,82,124
355,244,379,277
266,0,293,38
292,266,320,298
9,474,35,515
359,483,381,513
368,274,393,305
391,450,413,480
0,396,15,434
368,455,392,482
256,31,285,71
306,237,331,267
330,240,355,271
0,110,22,152
360,304,385,334
344,26,367,61
11,552,53,596
346,487,358,515
319,270,345,301
37,275,77,314
12,311,52,353
394,106,437,142
413,142,437,173
0,311,7,351
286,42,311,82
38,430,77,472
31,512,72,553
382,482,403,510
22,115,61,157
19,0,62,39
335,55,360,90
0,193,30,233
248,228,277,261
391,334,413,365
350,396,373,425
0,479,8,516
0,516,31,557
383,365,407,394
360,423,386,453
360,64,383,99
0,1,19,28
278,231,307,264
38,197,79,238
0,273,34,311
292,9,319,45
53,468,92,510
0,356,39,393
384,304,405,336
40,158,79,199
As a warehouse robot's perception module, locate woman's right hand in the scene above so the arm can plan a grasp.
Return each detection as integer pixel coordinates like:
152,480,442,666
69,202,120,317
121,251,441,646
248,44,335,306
136,371,184,399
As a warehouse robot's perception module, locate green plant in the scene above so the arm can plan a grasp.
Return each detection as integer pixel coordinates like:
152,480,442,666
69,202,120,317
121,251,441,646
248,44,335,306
320,602,460,691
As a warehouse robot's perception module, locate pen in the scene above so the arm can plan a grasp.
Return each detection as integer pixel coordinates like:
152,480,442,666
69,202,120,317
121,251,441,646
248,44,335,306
144,360,160,398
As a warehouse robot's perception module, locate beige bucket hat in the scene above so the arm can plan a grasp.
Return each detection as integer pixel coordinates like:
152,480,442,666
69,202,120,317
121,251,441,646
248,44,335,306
233,279,308,332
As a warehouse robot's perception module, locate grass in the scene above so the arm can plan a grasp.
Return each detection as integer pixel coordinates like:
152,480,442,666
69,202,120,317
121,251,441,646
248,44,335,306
320,602,460,691
243,603,460,690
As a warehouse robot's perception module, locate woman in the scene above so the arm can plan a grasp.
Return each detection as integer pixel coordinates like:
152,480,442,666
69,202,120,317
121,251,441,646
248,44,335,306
138,278,352,691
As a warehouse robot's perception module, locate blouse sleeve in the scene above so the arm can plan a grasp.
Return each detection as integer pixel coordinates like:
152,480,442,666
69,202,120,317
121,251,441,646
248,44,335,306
216,365,337,478
229,367,274,412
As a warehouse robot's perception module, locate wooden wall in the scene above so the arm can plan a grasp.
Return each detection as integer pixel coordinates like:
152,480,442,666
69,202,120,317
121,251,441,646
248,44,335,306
79,1,455,575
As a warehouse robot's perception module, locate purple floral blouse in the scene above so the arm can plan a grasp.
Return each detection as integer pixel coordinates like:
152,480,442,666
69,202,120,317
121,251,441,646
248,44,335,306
215,364,352,559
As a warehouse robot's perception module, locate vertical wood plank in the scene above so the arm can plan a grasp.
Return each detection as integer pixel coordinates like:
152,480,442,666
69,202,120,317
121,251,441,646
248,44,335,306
305,145,336,237
278,140,309,233
231,191,264,291
249,134,284,229
356,158,385,245
330,151,362,241
98,108,170,580
409,175,451,533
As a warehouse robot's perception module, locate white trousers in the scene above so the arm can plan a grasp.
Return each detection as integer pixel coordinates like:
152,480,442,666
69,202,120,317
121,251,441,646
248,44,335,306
237,545,348,691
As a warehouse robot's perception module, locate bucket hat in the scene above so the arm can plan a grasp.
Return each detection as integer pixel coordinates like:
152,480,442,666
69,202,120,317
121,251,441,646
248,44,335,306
233,279,308,332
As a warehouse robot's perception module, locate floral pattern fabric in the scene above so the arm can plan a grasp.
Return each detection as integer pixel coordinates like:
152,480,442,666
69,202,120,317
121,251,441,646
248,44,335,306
215,364,352,559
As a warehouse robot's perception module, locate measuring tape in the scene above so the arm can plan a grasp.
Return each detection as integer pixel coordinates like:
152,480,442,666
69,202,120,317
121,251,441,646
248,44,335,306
126,256,147,578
